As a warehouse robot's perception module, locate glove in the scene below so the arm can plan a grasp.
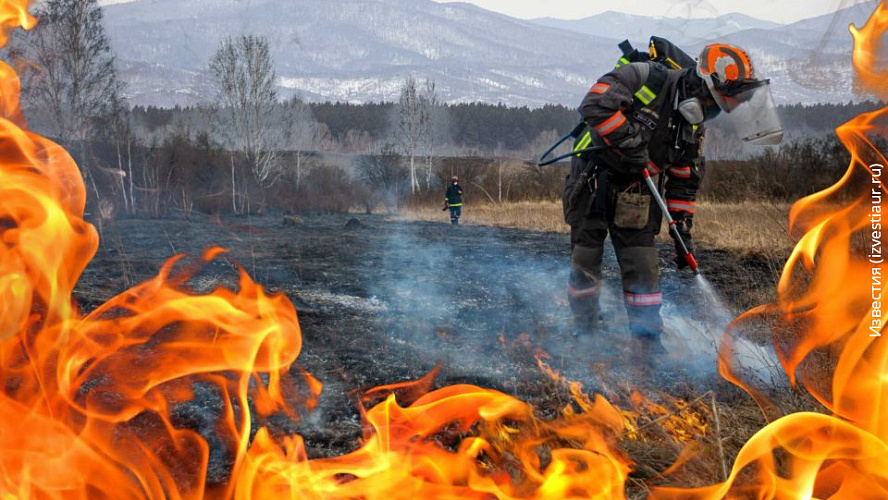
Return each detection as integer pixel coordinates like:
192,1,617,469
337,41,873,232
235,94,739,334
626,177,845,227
442,202,449,211
618,144,649,176
670,215,694,270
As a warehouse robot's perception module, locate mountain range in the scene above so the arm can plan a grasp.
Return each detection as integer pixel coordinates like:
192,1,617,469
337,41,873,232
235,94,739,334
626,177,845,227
100,0,881,107
530,11,781,48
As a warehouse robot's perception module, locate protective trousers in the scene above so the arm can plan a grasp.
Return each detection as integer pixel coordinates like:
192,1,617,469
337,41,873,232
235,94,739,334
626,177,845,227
449,206,462,225
569,172,663,338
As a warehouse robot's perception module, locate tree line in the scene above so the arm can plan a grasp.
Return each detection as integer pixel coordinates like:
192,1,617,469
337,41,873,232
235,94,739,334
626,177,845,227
5,0,881,221
126,99,884,160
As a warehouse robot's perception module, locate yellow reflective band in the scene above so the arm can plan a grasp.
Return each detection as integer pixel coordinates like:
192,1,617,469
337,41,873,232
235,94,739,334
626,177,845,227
615,56,630,68
448,203,462,207
692,124,699,131
665,57,681,70
573,131,591,152
574,131,593,157
634,85,656,105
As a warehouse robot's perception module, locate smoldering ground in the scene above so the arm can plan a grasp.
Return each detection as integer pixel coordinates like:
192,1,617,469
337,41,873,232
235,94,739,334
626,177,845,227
76,212,784,463
358,218,784,392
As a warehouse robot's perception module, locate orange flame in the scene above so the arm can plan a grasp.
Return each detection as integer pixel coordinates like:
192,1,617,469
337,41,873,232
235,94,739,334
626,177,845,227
0,2,631,499
654,3,888,498
0,1,309,497
238,385,630,499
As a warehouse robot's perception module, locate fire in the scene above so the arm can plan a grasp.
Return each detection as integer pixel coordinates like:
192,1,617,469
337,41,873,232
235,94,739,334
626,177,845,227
535,356,708,444
2,0,888,498
622,392,709,444
0,2,630,498
0,0,309,496
238,385,630,499
653,3,888,498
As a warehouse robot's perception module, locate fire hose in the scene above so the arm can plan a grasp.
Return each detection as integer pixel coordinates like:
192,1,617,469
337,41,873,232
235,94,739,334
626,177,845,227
642,168,699,274
536,122,609,167
538,123,700,274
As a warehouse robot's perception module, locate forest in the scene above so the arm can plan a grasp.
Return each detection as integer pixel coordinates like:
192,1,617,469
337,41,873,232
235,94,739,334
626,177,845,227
9,0,881,220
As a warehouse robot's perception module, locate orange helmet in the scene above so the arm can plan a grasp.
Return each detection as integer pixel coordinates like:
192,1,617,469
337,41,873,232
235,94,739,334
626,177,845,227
697,44,764,112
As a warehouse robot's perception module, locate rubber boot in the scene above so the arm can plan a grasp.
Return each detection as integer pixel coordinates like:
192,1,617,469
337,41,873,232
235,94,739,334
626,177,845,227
568,245,604,334
616,246,665,355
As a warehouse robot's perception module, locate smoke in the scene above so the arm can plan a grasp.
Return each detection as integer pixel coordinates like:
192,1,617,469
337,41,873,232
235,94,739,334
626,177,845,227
662,275,784,385
362,221,572,388
358,219,784,394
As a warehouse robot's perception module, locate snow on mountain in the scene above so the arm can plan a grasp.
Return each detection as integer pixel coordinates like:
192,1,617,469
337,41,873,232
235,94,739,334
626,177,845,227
101,0,880,107
102,0,614,107
530,11,781,48
717,1,882,104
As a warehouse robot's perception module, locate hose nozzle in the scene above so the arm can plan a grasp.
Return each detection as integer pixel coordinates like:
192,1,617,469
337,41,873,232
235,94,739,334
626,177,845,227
642,169,702,276
685,252,700,275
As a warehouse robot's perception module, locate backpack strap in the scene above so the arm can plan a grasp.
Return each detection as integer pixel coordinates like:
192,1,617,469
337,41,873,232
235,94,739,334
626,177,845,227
632,62,668,108
648,36,697,70
618,40,634,56
615,39,645,69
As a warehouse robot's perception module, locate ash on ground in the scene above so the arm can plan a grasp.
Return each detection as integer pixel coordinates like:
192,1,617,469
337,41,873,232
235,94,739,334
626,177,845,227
76,213,779,458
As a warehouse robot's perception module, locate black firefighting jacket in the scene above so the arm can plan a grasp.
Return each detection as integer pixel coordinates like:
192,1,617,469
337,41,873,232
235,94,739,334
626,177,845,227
577,61,703,218
445,183,463,206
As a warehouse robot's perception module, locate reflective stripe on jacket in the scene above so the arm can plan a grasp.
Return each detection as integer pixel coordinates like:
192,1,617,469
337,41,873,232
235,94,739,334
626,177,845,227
445,183,463,206
578,62,704,218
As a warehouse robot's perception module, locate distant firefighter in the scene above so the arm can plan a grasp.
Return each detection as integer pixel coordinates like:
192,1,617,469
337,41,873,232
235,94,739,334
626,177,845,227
443,176,464,226
564,39,782,355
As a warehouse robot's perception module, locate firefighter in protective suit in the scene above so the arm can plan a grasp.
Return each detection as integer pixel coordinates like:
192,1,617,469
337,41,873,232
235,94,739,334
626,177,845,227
563,41,782,352
444,176,464,225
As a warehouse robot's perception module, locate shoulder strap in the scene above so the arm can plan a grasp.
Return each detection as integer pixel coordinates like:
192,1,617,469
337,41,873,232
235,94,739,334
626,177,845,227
615,40,633,68
632,62,668,108
615,39,650,69
618,40,634,56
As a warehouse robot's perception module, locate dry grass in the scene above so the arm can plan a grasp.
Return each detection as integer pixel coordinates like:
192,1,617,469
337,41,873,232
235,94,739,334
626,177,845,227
400,201,569,234
678,201,793,259
399,200,793,258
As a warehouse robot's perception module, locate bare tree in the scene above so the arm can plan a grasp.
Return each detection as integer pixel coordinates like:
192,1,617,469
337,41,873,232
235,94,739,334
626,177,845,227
14,0,124,217
396,76,420,194
210,35,284,200
109,100,138,214
419,78,438,190
283,96,321,189
21,0,122,144
140,137,174,219
355,144,407,209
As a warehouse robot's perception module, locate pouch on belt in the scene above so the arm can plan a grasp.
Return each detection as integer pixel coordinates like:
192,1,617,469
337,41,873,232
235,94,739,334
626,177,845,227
614,191,651,230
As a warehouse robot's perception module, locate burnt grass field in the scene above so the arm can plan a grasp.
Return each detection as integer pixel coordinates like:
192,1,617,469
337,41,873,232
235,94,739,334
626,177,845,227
74,212,784,484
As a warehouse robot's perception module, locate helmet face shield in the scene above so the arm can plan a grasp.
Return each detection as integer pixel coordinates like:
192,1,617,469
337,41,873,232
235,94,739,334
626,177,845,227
722,80,784,145
697,43,783,145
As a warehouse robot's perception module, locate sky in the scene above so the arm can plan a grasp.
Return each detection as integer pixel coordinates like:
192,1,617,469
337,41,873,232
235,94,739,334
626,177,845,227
94,0,874,25
431,0,872,24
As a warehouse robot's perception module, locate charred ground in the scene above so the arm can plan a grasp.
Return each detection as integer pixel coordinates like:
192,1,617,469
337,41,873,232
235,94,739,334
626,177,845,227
75,213,782,485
